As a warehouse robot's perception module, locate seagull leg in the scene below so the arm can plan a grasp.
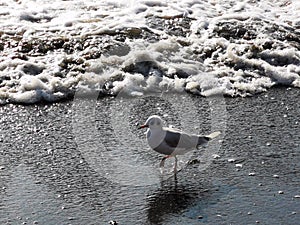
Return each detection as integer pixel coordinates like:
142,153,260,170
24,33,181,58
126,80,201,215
174,156,178,173
160,155,171,168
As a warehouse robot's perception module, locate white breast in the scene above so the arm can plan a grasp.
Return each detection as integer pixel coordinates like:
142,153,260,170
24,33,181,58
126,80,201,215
146,128,166,150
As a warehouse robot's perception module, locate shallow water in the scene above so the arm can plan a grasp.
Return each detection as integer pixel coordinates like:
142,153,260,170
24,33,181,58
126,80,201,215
0,87,299,224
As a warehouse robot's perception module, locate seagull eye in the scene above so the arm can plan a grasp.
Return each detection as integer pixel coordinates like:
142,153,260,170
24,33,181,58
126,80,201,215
150,121,154,126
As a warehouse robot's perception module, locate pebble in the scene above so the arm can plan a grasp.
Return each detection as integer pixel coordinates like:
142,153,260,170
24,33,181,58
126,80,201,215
228,158,236,163
0,166,5,170
235,163,243,168
278,190,284,194
198,215,203,219
273,174,279,178
294,195,300,198
266,142,271,146
212,154,220,159
47,149,53,155
188,158,200,165
247,211,252,215
33,221,38,224
249,172,256,176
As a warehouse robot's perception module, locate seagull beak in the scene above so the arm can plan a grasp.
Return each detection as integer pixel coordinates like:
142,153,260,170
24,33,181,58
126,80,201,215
138,124,148,129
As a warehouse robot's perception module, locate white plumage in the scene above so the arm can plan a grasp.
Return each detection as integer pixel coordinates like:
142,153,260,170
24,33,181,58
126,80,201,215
139,115,220,170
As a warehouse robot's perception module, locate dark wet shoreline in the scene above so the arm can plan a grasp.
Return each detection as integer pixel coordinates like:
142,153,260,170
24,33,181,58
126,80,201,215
0,87,299,224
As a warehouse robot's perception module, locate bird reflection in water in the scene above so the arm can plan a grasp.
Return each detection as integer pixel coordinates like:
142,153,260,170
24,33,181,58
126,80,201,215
146,173,211,224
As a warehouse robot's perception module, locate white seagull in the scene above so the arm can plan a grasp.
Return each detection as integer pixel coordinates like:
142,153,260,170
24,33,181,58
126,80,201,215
139,115,221,171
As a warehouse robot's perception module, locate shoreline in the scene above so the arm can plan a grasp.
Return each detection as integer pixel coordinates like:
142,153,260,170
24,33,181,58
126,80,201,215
0,87,299,224
0,85,297,106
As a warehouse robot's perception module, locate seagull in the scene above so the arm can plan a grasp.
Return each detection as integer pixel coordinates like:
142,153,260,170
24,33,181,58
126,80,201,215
138,115,221,171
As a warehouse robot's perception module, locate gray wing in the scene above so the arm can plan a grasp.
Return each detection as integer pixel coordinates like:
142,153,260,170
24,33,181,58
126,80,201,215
163,129,181,148
164,128,201,149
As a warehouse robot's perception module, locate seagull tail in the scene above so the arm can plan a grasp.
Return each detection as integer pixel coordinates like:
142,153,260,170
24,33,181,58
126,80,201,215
197,131,221,146
206,131,221,140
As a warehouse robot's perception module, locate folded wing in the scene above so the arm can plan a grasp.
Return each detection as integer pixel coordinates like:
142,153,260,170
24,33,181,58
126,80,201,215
164,128,221,149
164,128,200,150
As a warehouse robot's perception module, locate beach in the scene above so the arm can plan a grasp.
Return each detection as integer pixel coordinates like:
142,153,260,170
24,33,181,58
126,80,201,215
0,87,299,224
1,0,300,224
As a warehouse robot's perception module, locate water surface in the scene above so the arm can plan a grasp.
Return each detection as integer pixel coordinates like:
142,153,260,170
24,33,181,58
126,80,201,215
0,87,299,224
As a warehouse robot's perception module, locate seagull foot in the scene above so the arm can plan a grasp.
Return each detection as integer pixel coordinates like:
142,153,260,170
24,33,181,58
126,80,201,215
159,155,179,174
160,155,173,168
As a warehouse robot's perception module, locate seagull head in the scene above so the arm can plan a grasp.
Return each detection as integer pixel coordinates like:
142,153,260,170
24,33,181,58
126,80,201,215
138,115,164,130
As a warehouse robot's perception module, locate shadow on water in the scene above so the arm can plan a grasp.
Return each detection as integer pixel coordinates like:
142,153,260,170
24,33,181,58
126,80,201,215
145,171,222,225
147,175,194,224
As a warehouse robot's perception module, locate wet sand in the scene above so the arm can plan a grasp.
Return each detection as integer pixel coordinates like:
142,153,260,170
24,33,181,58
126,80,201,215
0,87,299,225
